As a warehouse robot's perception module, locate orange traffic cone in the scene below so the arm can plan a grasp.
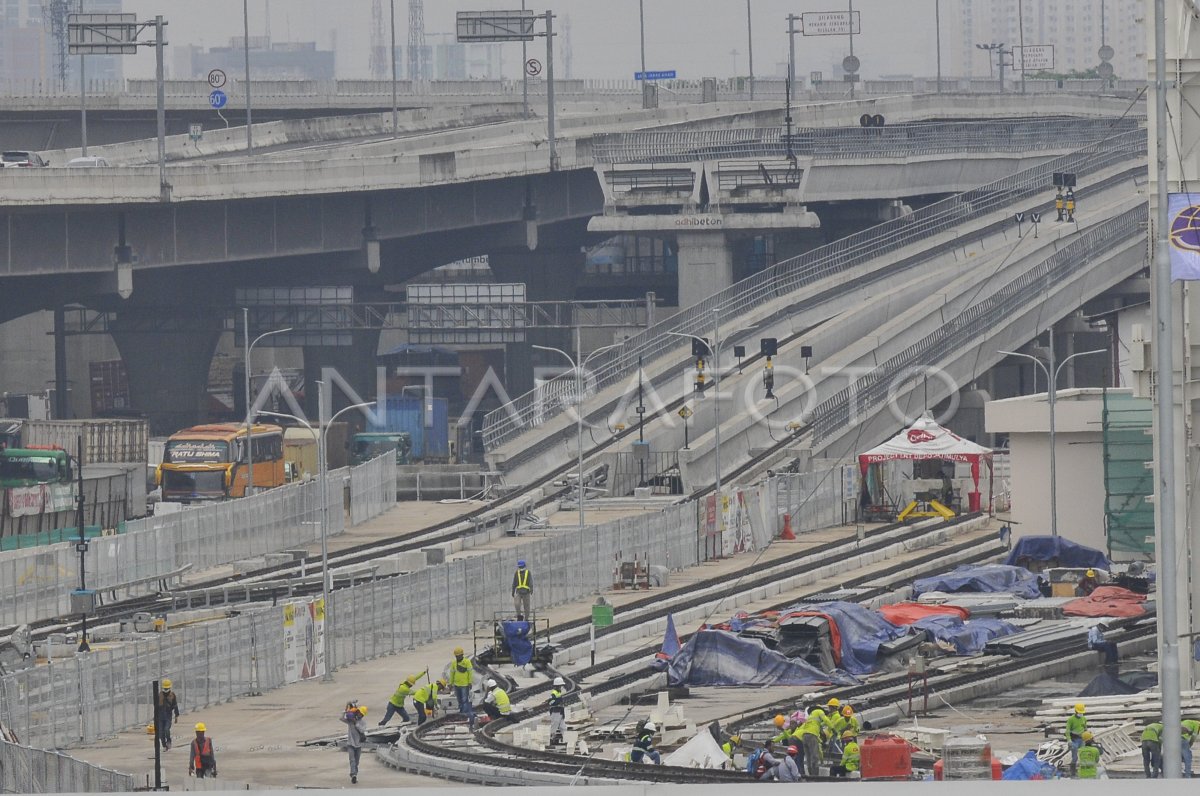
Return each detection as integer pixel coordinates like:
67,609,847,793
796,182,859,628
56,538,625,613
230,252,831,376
779,514,797,540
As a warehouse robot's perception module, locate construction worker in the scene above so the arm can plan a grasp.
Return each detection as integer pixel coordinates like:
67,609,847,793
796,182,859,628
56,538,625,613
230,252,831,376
1142,720,1165,778
155,679,180,751
770,713,791,744
412,678,446,726
1087,622,1118,667
840,705,860,737
482,678,511,722
188,723,217,779
629,721,662,765
1066,703,1087,775
1181,718,1200,777
340,701,368,785
796,705,825,777
762,744,801,782
1077,732,1104,780
379,673,424,726
1078,569,1100,596
446,648,475,724
1055,188,1065,222
512,560,533,618
1065,188,1076,222
831,730,860,777
548,676,567,745
721,733,743,760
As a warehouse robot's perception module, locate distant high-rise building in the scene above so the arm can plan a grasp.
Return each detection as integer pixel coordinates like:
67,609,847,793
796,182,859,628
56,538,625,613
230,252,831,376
397,41,501,80
950,0,1143,80
176,37,335,82
0,0,123,88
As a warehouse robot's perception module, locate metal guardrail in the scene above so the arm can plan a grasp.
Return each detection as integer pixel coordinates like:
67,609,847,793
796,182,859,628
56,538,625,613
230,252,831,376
482,125,1147,462
593,117,1142,164
809,203,1147,444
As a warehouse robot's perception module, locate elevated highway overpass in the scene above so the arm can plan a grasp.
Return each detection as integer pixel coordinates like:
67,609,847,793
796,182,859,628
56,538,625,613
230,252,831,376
0,93,1141,433
482,128,1147,495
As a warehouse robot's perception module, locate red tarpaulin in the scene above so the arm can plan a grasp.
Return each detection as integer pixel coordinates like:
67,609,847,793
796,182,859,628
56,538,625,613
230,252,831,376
878,602,970,626
1062,586,1148,618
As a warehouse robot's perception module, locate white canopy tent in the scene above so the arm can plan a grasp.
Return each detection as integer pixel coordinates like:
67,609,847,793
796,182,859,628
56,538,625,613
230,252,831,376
857,413,994,513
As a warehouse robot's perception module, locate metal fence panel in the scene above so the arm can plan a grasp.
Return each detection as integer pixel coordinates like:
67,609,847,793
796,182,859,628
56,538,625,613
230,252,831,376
0,738,134,793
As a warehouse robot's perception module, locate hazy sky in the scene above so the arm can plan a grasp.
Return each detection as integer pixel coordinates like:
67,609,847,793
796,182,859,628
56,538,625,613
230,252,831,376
117,1,941,81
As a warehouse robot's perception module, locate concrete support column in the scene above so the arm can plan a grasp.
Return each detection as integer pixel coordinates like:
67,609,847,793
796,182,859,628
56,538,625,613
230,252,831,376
110,318,221,436
302,330,382,420
676,231,734,309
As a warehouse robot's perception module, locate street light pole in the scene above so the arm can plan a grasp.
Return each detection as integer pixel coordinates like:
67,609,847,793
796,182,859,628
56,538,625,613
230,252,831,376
746,0,754,100
242,309,291,498
787,14,798,92
1000,336,1105,537
1017,0,1026,94
242,0,253,152
532,340,622,526
934,0,942,93
639,0,650,108
522,0,530,118
389,0,398,137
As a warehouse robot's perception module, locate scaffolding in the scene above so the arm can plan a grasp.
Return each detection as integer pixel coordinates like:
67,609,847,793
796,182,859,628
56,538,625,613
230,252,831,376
1101,389,1154,558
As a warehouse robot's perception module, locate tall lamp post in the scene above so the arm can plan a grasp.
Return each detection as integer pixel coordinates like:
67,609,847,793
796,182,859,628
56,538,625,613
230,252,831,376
242,0,252,152
999,335,1104,537
533,336,622,528
667,309,724,504
259,398,373,682
241,309,291,497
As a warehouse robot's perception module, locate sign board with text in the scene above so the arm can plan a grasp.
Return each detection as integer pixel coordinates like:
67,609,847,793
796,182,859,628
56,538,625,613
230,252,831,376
68,13,138,54
801,11,861,36
456,10,536,42
1013,45,1055,71
635,70,677,81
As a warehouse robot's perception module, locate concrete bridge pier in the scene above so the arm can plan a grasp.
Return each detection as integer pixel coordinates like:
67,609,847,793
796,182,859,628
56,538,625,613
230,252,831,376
302,330,383,422
110,315,222,436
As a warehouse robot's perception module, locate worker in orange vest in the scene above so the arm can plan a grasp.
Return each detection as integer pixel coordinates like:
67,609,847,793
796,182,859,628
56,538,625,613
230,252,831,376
188,723,217,778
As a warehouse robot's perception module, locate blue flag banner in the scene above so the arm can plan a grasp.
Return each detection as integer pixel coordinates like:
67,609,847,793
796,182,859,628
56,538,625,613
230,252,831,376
1168,193,1200,280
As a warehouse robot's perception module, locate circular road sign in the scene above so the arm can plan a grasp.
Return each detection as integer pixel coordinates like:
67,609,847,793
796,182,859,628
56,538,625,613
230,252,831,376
1098,44,1115,62
207,69,227,88
1097,61,1115,79
208,89,228,110
525,58,543,77
842,54,861,74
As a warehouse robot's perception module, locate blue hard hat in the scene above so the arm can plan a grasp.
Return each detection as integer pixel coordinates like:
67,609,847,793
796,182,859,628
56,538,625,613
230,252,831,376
517,560,526,567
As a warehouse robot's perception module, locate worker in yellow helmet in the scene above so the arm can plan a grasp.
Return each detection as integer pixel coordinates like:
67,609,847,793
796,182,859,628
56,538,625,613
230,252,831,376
831,730,860,777
188,722,216,779
444,647,475,725
340,701,368,784
379,672,425,726
1065,703,1087,776
155,678,180,752
412,678,447,726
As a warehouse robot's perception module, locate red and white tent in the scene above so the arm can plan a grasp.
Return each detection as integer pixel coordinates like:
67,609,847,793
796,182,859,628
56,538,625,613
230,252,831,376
858,413,993,509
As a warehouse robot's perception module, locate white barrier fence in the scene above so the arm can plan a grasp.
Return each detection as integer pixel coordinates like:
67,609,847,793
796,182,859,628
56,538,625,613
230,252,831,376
0,463,854,751
0,455,396,628
0,737,135,793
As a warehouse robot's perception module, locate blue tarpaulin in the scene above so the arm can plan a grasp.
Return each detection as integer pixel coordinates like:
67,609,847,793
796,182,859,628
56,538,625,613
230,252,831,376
1001,750,1058,780
1004,535,1111,571
912,564,1042,600
500,620,533,665
667,630,856,687
909,615,1020,655
787,601,909,676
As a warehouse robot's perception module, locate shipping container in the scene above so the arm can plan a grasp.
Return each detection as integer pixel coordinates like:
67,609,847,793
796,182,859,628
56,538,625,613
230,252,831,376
370,397,450,462
89,360,130,415
0,418,149,465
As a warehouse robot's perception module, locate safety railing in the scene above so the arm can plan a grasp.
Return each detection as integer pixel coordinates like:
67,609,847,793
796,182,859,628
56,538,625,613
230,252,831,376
0,738,134,793
808,204,1148,444
482,125,1147,461
0,455,394,628
593,116,1141,164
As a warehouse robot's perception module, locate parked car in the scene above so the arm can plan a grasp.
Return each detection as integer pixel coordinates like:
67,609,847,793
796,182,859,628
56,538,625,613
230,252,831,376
1,151,48,167
66,155,109,167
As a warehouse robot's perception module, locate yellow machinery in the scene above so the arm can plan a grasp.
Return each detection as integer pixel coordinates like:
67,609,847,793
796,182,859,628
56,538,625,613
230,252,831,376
897,491,957,521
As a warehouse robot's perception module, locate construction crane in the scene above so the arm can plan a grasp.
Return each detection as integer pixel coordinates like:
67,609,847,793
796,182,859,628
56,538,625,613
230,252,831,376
369,0,388,79
408,0,425,82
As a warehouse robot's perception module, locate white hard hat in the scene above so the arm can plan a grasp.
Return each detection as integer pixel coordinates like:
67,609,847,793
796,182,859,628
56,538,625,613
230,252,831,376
553,676,565,686
644,721,656,732
486,678,497,688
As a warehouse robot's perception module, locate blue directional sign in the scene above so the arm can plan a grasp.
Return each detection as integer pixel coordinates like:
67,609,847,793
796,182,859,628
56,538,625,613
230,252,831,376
208,89,228,110
635,70,677,81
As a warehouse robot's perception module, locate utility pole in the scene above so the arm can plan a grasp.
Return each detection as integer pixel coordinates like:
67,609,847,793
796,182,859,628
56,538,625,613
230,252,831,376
847,0,855,100
74,436,90,652
78,0,87,156
1017,0,1026,94
390,0,398,137
639,0,649,109
242,0,252,152
787,14,798,91
746,0,754,100
522,0,530,117
934,0,942,93
544,10,558,170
